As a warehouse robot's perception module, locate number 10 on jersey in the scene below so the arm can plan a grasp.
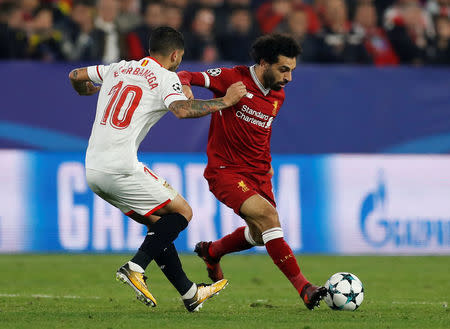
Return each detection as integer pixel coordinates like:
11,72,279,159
101,81,143,129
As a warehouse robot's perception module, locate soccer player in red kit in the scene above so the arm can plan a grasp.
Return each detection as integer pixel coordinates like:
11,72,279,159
177,34,327,310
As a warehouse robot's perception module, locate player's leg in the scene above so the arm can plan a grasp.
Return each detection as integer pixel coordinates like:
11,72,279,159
115,196,191,308
128,212,191,292
195,225,256,282
118,194,227,310
126,194,191,280
114,166,227,311
240,194,326,310
195,171,264,281
88,166,196,307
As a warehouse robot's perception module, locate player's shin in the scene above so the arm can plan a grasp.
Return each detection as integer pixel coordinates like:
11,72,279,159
154,242,195,296
209,226,254,259
131,213,188,270
262,227,309,295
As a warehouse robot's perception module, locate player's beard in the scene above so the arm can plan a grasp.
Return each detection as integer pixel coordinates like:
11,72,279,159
169,57,183,72
168,63,179,72
262,67,287,91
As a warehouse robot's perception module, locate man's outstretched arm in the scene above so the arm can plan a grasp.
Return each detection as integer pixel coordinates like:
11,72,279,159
177,71,207,88
68,67,101,96
169,81,246,119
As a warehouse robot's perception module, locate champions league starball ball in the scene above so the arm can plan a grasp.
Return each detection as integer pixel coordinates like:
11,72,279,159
324,272,364,311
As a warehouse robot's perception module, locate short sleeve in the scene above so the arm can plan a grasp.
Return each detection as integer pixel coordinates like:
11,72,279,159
87,65,110,84
161,72,188,108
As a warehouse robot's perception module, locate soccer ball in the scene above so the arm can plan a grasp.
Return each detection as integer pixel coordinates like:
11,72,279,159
324,272,364,311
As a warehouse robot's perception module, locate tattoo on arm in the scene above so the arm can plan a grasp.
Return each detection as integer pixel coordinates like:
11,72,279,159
70,69,88,95
169,98,228,118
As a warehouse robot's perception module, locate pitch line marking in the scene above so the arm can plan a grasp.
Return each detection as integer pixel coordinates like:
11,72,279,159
0,293,100,299
392,301,447,307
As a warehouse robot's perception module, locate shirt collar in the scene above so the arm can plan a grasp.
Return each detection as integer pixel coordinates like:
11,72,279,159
250,65,270,96
146,56,162,67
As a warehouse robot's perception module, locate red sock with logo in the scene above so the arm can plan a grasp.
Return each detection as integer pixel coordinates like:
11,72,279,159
209,226,253,259
263,228,309,295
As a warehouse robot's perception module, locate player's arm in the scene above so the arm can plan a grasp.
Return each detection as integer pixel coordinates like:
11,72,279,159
169,82,246,119
68,67,100,96
178,68,233,95
177,71,207,88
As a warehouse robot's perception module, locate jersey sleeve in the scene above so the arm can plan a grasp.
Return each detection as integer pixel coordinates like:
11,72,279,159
178,67,237,96
177,71,206,87
87,65,111,84
161,72,188,108
203,67,238,95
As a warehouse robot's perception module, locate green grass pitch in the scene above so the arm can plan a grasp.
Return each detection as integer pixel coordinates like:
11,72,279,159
0,254,448,329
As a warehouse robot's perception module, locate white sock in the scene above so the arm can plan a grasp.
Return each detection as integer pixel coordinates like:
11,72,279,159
127,261,145,273
181,283,197,300
261,227,284,244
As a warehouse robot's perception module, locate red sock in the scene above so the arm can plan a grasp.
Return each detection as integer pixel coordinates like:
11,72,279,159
209,226,253,259
265,237,309,295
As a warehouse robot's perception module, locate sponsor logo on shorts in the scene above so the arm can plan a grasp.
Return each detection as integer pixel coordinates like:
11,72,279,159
238,180,249,192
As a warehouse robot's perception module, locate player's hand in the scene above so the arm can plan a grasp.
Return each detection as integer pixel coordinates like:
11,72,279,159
79,81,100,96
182,85,194,99
223,82,247,107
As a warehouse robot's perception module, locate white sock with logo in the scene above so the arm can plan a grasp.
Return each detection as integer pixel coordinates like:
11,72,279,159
181,283,197,300
128,261,145,273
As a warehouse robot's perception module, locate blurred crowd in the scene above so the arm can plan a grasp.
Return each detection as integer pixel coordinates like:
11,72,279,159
0,0,449,66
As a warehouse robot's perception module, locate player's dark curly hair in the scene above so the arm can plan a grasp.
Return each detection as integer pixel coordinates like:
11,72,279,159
250,34,302,64
149,26,184,55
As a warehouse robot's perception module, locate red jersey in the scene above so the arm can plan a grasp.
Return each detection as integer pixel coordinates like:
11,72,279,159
178,66,285,174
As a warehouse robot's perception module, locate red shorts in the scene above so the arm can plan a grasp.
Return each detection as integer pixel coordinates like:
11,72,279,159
204,167,276,215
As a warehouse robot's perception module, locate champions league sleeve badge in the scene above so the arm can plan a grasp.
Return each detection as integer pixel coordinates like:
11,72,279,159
206,68,222,76
172,82,182,93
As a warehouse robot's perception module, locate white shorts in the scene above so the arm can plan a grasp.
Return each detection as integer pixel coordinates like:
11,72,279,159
86,163,178,217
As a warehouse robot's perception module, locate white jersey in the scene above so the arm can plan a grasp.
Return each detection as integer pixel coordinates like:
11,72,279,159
85,57,187,174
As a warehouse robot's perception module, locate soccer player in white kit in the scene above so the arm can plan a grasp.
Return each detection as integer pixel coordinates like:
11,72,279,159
68,27,247,312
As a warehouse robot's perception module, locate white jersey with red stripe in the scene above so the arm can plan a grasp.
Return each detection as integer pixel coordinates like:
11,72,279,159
85,57,187,174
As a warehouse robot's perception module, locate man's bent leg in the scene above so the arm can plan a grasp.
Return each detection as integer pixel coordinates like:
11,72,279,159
130,213,195,296
130,194,191,271
126,200,228,311
195,225,258,282
241,194,326,310
154,243,194,296
208,226,255,259
116,195,191,306
241,195,309,294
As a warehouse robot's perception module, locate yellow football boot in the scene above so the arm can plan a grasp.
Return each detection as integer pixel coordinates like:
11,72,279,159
183,279,228,312
116,263,157,307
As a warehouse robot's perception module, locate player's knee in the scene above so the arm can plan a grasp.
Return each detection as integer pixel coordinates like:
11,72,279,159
243,225,264,246
180,203,193,222
251,231,264,245
258,207,279,230
246,207,279,233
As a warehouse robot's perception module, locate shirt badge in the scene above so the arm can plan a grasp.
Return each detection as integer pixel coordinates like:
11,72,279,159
272,101,278,115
